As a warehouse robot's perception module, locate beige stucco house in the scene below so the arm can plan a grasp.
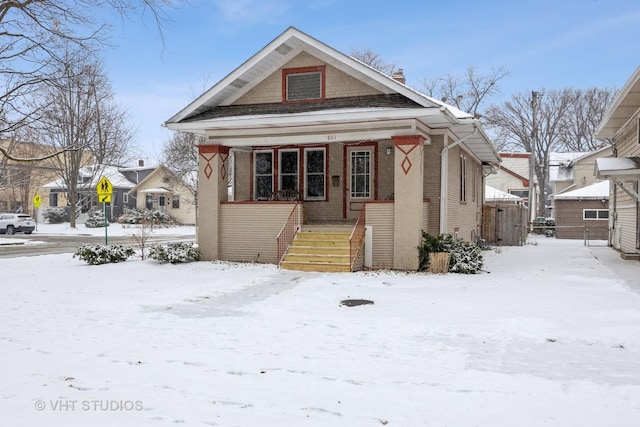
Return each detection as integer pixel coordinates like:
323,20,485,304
128,165,196,225
595,65,640,257
164,27,500,271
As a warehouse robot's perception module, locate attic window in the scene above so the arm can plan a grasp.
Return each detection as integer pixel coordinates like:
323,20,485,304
283,66,325,102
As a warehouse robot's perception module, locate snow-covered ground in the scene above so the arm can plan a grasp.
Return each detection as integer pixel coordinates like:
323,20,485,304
0,222,196,246
1,235,640,426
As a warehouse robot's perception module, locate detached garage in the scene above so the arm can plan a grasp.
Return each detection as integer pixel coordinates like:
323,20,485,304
553,180,610,240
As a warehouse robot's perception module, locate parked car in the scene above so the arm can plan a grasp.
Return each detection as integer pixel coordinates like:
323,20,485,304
0,213,35,235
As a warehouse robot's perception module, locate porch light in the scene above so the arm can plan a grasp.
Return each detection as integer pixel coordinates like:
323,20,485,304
385,147,393,156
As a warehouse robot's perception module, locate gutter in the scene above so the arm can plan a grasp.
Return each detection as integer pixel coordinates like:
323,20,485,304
439,124,479,234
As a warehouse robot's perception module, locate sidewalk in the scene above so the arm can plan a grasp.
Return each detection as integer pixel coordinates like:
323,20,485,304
589,244,640,293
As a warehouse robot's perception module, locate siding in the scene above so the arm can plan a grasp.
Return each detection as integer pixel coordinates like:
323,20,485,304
446,144,482,241
235,52,381,105
365,202,394,269
554,199,609,240
219,202,300,263
610,112,639,253
423,138,442,235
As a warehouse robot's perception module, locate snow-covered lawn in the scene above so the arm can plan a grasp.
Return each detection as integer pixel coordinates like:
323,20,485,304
1,236,640,426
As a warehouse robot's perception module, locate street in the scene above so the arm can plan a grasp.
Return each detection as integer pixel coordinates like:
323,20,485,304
0,233,195,258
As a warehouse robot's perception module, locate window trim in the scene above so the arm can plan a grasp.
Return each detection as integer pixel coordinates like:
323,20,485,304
282,66,326,103
123,193,128,204
583,209,609,220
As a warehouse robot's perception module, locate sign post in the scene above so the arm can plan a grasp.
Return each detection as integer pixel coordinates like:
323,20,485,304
96,177,113,245
33,194,42,231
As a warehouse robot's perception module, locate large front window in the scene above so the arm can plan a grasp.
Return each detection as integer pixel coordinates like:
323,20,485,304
252,147,326,201
305,148,325,200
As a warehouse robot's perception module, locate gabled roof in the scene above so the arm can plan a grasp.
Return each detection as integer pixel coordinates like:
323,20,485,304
164,27,500,164
596,65,640,139
128,165,194,195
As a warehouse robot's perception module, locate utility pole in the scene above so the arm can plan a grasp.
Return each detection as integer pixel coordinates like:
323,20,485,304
529,91,540,229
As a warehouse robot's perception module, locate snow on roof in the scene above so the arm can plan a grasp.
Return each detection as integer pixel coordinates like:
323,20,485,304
553,180,609,200
42,165,136,190
485,185,523,201
595,157,640,178
548,152,590,182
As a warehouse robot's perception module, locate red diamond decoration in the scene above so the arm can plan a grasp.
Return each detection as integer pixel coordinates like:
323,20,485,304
401,156,413,175
204,163,213,179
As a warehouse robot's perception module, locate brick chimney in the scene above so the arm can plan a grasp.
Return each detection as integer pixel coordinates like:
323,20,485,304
391,68,406,84
138,159,144,167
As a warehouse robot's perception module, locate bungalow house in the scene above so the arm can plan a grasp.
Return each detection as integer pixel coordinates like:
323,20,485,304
595,65,640,257
164,27,500,271
127,165,196,225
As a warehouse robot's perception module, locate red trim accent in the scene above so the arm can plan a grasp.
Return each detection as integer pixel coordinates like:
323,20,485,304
198,144,229,155
498,165,529,186
499,152,530,159
393,135,424,175
282,66,326,103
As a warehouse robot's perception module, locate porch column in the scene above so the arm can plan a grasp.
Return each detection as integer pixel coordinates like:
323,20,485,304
197,144,230,261
392,135,425,270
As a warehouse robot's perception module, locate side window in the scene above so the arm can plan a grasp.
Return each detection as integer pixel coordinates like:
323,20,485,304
460,154,467,203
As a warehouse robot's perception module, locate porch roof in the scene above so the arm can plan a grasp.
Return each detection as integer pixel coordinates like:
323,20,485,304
596,65,640,140
595,157,640,179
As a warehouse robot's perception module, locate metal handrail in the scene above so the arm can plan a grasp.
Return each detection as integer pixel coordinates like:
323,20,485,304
276,203,300,264
349,204,366,272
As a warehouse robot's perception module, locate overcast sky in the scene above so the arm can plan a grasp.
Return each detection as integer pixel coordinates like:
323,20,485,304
100,0,640,164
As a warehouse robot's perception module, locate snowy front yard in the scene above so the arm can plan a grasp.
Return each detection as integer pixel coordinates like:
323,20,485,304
1,236,640,426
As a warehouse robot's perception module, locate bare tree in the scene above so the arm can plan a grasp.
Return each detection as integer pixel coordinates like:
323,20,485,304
162,131,202,194
485,89,581,217
561,87,616,151
0,0,175,152
351,48,397,75
421,66,509,118
36,49,131,227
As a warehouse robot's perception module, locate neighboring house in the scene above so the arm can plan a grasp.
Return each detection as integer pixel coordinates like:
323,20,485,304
128,165,196,225
486,152,537,221
164,27,500,271
42,165,139,222
595,65,640,257
0,139,62,214
553,180,610,240
484,185,524,205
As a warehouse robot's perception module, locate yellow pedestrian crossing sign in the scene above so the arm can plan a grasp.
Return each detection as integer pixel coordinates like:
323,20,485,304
99,194,112,203
33,194,42,208
96,176,113,196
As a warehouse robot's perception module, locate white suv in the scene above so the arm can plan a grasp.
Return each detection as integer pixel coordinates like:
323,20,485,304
0,213,35,235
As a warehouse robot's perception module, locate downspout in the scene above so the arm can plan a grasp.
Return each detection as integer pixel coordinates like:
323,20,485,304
439,124,478,234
